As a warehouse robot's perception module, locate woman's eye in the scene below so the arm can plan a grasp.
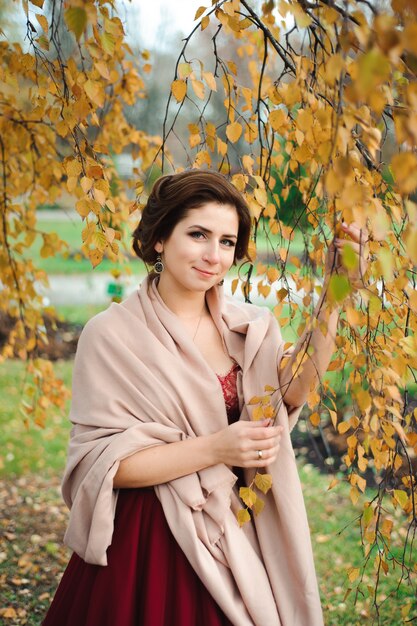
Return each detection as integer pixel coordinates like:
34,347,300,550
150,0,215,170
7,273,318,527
221,239,236,247
190,231,205,239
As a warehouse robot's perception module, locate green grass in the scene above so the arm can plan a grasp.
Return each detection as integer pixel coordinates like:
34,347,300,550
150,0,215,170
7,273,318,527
0,360,73,477
55,303,108,326
300,462,417,624
1,360,415,624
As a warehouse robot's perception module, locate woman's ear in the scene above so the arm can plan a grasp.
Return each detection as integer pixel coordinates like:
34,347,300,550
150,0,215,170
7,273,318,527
154,241,163,253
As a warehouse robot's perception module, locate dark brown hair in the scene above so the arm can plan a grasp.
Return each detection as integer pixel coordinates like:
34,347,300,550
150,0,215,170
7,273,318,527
132,170,251,265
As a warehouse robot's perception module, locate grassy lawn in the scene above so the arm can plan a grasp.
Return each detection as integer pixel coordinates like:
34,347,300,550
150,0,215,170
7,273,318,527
0,360,73,477
1,360,415,624
55,303,108,326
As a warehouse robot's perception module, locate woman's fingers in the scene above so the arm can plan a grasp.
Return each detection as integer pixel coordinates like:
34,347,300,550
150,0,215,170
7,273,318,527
249,424,283,440
341,221,368,244
217,419,284,468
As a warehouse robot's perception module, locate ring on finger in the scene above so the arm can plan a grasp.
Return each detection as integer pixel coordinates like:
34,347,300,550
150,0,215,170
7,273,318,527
257,450,263,460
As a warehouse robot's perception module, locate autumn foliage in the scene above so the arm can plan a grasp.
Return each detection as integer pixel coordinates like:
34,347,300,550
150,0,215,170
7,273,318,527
0,0,157,425
1,0,417,619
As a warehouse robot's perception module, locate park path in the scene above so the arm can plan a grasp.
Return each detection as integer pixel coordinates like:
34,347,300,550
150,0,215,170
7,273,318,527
38,273,301,307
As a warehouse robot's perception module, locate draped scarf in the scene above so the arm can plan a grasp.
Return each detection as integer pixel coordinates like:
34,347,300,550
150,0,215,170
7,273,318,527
62,277,323,626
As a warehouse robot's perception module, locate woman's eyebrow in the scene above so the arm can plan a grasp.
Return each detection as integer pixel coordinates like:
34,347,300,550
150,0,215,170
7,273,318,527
187,224,238,239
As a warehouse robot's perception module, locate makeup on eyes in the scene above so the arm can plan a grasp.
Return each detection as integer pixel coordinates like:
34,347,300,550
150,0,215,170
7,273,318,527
187,225,237,247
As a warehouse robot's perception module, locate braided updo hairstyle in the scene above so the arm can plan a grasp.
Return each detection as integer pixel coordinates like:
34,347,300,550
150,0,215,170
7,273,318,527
132,170,252,271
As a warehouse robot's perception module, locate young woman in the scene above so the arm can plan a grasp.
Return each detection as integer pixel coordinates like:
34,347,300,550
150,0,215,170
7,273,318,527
43,170,367,626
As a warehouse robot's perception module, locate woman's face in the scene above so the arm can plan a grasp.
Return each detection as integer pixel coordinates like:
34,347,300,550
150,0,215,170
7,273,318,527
155,202,239,294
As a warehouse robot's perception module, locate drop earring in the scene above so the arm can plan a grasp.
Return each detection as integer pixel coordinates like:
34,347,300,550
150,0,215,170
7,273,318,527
153,255,164,274
218,279,224,286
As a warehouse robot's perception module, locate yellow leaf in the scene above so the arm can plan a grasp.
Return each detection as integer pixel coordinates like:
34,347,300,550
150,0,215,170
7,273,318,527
309,412,320,427
226,121,242,143
80,177,93,193
65,159,82,177
201,15,210,30
247,240,257,260
248,396,262,405
217,137,227,156
393,489,409,509
76,199,90,218
101,31,115,55
276,287,287,302
263,405,275,419
392,421,408,445
341,244,358,271
350,485,360,505
178,62,192,79
404,225,417,265
92,231,107,251
356,475,366,493
35,13,48,34
242,154,254,174
329,410,337,429
408,290,417,313
391,152,417,195
337,422,350,435
257,282,271,298
348,567,360,583
84,79,100,103
327,477,339,490
189,132,201,149
171,79,187,103
254,187,267,207
226,60,237,75
252,405,264,421
30,0,44,7
266,267,279,283
329,274,351,302
194,5,206,20
269,109,287,132
239,486,257,508
254,472,273,494
89,249,103,269
252,496,265,516
95,61,110,80
191,79,205,100
64,7,87,40
203,71,217,91
237,508,251,527
231,278,238,294
244,121,258,144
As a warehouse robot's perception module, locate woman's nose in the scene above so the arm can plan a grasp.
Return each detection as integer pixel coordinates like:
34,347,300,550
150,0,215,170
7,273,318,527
202,241,221,263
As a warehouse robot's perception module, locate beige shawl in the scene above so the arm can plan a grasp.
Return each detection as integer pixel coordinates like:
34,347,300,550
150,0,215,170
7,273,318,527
62,277,323,626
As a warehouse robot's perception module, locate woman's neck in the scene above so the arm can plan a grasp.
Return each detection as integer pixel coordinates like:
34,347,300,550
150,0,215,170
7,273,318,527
155,277,208,319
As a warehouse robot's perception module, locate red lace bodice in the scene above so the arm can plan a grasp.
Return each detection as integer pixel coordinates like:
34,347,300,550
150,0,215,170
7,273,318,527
217,362,240,424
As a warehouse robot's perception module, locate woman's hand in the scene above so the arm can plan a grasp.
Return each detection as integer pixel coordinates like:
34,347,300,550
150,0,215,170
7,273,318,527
210,419,283,468
325,222,369,289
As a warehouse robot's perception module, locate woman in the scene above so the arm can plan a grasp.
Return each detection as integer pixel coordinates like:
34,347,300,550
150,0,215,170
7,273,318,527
43,170,366,626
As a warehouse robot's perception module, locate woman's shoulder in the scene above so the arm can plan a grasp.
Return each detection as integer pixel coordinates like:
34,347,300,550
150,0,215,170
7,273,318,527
80,291,141,342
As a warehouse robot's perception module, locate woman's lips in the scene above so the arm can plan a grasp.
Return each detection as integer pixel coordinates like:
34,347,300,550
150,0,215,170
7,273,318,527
193,267,216,278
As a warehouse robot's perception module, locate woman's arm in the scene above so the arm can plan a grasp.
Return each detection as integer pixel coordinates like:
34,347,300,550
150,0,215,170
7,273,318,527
113,419,283,488
279,222,368,408
278,288,341,408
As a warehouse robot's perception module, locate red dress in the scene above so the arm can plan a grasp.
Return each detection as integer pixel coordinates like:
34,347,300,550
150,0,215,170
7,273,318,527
43,365,240,626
